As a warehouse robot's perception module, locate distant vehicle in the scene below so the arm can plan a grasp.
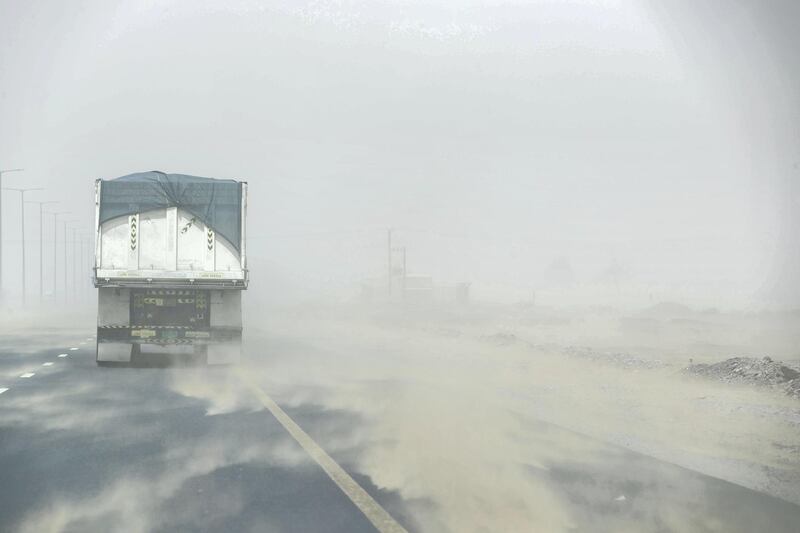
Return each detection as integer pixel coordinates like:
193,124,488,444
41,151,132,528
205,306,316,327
93,171,248,365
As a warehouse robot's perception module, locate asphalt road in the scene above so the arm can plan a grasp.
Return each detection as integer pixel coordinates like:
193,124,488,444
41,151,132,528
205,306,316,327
1,328,800,533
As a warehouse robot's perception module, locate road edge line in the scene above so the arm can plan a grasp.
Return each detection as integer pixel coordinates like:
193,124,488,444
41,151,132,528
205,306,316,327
235,367,408,533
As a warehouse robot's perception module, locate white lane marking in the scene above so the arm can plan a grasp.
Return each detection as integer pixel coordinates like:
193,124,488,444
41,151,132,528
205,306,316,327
0,388,8,395
19,373,35,378
58,353,68,358
86,337,93,341
69,347,78,351
236,368,408,533
42,362,54,367
79,342,86,345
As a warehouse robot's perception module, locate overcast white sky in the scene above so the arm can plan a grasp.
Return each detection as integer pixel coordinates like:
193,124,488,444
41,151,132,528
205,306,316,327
1,0,798,307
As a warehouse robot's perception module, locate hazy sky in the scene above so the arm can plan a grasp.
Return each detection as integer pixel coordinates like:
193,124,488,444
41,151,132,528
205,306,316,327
1,0,797,307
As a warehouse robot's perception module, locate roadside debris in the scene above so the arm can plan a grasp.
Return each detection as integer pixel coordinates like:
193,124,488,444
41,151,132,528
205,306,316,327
686,356,800,400
480,332,520,346
479,331,666,369
562,345,665,369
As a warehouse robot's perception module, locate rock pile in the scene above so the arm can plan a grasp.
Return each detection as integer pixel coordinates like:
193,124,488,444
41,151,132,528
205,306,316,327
686,356,800,399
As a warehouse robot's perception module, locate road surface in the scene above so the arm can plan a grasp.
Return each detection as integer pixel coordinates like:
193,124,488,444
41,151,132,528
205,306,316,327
1,326,799,532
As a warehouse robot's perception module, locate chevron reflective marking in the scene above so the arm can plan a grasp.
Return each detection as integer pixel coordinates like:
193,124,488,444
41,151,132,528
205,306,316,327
180,216,197,234
129,215,138,250
139,338,195,345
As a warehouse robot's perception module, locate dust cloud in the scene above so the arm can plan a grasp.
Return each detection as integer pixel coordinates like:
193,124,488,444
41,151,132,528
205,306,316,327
1,1,799,533
0,0,798,310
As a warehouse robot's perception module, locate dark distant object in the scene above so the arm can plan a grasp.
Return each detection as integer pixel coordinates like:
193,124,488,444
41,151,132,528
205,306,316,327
480,332,518,347
403,275,433,290
595,260,629,288
434,282,470,305
403,275,434,302
543,256,575,288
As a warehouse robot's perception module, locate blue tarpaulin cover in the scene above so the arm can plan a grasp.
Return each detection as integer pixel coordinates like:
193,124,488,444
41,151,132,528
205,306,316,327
99,171,242,252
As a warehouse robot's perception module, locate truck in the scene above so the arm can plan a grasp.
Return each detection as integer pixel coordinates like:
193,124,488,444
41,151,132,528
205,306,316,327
93,171,248,365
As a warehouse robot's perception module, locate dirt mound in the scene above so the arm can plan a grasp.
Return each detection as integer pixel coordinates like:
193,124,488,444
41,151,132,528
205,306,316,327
686,356,800,399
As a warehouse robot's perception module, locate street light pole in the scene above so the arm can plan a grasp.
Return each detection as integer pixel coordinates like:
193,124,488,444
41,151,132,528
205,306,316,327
387,228,393,298
47,212,69,302
72,226,78,301
63,220,78,305
80,236,85,302
27,200,57,303
4,186,43,305
0,168,24,297
79,231,91,303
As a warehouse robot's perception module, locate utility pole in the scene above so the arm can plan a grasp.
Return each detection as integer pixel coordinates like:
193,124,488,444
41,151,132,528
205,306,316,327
72,227,77,301
390,244,407,299
0,168,24,297
72,228,88,302
26,200,57,303
401,246,407,292
63,220,78,304
80,232,91,302
80,235,86,302
71,227,89,303
64,221,69,303
47,211,69,301
4,186,43,305
83,231,93,301
387,228,393,298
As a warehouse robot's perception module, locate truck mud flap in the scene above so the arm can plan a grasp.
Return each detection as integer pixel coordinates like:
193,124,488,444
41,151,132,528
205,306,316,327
96,342,133,364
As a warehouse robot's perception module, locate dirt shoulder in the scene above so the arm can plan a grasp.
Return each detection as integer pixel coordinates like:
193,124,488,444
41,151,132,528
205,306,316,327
255,303,800,505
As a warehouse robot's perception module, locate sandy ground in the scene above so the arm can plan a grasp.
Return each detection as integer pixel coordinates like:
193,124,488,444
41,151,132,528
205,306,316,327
247,302,800,511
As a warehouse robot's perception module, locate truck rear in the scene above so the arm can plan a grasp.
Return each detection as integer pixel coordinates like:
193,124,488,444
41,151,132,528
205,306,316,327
93,171,248,365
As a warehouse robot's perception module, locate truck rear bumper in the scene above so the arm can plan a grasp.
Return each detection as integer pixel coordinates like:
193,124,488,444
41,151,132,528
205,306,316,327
96,338,241,365
94,270,247,290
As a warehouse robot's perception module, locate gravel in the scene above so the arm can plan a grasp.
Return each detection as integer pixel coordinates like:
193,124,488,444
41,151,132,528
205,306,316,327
686,356,800,400
561,345,666,369
479,332,665,369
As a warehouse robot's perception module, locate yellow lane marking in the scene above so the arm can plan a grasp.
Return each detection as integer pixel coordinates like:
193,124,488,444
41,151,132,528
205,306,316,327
235,368,408,533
